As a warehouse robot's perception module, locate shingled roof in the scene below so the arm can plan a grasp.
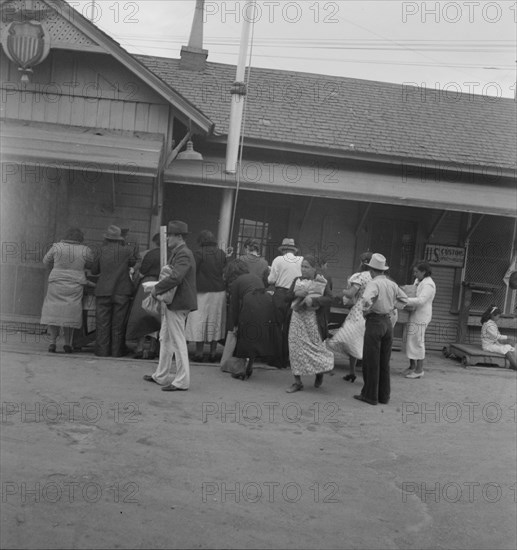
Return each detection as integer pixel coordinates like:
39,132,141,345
137,55,516,171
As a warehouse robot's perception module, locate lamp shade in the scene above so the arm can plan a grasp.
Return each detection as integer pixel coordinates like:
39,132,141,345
176,140,203,161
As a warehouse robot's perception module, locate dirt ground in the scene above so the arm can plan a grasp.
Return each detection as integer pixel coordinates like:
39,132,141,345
1,334,516,550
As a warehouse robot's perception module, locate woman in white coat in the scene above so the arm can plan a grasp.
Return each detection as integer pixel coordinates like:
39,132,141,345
404,261,436,379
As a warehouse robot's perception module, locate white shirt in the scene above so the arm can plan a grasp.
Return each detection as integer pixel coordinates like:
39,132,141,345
362,275,408,314
268,253,303,289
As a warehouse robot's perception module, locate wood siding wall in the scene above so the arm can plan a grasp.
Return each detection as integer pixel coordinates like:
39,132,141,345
0,165,155,322
0,50,170,134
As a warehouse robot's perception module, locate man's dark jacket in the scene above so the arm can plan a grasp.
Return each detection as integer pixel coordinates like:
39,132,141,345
154,242,197,312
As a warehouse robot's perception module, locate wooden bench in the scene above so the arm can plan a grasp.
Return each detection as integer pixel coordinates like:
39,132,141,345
443,343,509,369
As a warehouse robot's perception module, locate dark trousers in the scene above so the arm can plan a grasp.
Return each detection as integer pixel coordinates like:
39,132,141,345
271,287,291,368
361,315,393,404
95,295,131,357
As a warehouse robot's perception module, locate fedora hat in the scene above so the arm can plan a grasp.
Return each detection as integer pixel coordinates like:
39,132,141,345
278,238,298,253
103,225,124,241
364,253,389,271
167,220,189,236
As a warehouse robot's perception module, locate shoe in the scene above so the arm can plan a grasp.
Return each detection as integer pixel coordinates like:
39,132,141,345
314,373,324,388
143,375,159,384
402,367,415,376
48,344,56,353
406,371,424,379
245,360,253,380
161,385,188,391
63,345,73,354
343,374,356,383
286,382,303,393
192,355,204,363
208,354,218,363
231,372,246,381
353,394,377,405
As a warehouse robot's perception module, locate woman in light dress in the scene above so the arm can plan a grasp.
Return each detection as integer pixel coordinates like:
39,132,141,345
480,305,516,370
40,227,93,353
404,261,436,379
327,252,373,383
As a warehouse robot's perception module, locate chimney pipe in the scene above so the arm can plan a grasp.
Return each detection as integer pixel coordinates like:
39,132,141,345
180,0,208,71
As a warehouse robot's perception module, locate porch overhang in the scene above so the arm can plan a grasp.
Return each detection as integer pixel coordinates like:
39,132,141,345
165,157,517,218
1,121,164,177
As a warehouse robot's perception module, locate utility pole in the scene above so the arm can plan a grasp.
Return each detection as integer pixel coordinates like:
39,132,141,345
217,0,256,250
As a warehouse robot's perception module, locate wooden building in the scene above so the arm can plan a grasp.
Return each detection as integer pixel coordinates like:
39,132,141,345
0,0,212,324
1,0,515,349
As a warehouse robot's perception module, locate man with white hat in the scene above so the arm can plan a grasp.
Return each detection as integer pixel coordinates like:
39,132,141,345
268,238,303,368
354,253,408,406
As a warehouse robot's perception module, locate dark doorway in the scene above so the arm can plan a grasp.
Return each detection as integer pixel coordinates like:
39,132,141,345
368,219,417,285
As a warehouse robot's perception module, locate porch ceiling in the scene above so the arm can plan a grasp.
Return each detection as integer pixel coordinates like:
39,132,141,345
0,121,164,177
165,157,517,218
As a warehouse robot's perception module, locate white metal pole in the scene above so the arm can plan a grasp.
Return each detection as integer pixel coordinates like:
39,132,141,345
225,0,256,174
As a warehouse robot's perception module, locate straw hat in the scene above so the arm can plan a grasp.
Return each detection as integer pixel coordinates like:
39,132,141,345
364,253,389,271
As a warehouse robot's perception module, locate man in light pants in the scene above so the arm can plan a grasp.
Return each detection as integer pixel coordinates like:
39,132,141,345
143,220,197,391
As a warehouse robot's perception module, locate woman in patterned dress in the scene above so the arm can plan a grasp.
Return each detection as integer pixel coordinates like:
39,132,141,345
286,255,334,393
327,252,373,383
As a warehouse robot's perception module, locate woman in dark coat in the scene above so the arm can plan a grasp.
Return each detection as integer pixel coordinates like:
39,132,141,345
185,230,228,362
224,260,279,380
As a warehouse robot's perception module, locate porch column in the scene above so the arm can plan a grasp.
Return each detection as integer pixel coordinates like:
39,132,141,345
217,189,234,250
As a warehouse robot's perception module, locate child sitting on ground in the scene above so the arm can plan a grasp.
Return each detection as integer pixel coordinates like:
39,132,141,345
480,305,517,370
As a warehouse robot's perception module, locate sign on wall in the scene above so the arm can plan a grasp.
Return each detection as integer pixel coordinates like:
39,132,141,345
424,244,466,267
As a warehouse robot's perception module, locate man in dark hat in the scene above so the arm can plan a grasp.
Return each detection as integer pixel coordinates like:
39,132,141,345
91,225,138,357
143,220,197,391
354,253,408,406
267,237,303,368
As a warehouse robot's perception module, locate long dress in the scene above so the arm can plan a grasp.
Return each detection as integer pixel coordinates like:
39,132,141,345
327,271,372,359
40,241,92,329
406,277,436,360
481,320,515,355
288,278,334,376
185,244,227,342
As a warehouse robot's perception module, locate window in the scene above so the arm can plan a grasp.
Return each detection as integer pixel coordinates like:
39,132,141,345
236,218,270,257
464,216,516,314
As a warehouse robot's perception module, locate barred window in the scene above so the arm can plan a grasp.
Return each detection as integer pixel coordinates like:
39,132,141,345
464,216,516,314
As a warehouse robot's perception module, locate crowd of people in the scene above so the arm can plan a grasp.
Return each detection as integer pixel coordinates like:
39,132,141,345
40,220,516,401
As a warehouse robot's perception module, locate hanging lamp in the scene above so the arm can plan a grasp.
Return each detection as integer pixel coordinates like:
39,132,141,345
176,140,203,161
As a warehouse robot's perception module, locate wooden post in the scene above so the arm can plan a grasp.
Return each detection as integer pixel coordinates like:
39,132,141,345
458,282,472,344
160,225,167,267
